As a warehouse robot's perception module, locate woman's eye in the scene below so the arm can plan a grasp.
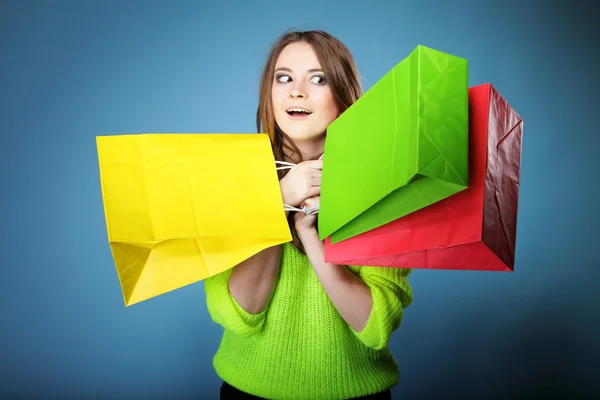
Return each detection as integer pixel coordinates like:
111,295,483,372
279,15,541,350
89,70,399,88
276,74,292,83
310,75,326,84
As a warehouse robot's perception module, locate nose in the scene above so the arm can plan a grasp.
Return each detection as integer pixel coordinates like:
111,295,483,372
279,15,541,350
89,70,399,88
289,81,307,98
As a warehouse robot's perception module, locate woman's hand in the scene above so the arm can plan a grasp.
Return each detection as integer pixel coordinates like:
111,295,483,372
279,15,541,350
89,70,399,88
279,160,323,208
294,196,319,232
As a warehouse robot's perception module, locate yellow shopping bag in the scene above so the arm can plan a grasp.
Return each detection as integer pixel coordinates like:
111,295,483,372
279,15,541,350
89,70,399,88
96,133,292,306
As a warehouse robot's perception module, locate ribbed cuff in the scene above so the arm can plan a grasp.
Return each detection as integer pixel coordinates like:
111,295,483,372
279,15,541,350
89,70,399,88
230,291,268,328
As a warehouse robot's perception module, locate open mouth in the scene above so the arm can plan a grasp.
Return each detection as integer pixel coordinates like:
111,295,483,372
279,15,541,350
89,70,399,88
286,107,313,116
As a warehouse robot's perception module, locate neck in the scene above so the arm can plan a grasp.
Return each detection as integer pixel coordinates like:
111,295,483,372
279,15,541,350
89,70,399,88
284,135,325,162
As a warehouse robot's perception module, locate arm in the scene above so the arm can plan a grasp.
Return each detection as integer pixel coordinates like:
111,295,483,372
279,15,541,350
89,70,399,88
226,160,320,314
347,263,412,350
205,160,320,336
204,242,283,337
297,227,373,331
228,242,283,314
297,225,413,350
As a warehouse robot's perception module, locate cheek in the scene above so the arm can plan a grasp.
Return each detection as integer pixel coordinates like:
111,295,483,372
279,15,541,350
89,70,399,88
270,87,285,120
271,85,286,105
321,92,340,121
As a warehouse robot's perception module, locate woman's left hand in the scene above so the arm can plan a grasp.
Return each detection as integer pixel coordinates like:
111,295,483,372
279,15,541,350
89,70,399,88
294,196,319,232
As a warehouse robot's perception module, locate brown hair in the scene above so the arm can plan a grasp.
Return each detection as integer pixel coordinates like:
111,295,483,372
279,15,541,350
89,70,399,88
256,30,363,253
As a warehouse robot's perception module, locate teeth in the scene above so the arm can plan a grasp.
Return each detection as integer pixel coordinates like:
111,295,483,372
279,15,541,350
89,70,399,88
287,108,312,114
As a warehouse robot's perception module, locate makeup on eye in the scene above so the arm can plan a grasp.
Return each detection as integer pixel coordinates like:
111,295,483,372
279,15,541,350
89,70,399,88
274,68,327,85
275,74,292,83
310,75,326,84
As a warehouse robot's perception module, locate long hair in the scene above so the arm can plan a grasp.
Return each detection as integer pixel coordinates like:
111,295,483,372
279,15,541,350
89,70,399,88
256,30,363,253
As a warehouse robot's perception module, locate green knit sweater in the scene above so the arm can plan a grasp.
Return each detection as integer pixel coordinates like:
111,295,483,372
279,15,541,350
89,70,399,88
204,242,413,400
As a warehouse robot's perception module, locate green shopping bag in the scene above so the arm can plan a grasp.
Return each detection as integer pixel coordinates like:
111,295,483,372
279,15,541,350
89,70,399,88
319,45,469,244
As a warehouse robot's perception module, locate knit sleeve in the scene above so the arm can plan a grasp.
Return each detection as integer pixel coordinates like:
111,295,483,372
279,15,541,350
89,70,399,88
350,266,413,350
203,267,267,337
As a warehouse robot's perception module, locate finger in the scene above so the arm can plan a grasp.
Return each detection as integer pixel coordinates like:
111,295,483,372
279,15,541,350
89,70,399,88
306,160,323,170
305,196,320,208
309,169,322,178
310,177,321,187
307,186,321,198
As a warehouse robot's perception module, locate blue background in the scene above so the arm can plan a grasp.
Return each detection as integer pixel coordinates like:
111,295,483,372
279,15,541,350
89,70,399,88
1,0,598,398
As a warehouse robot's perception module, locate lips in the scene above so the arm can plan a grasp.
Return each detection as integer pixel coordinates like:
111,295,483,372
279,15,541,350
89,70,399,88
286,107,313,116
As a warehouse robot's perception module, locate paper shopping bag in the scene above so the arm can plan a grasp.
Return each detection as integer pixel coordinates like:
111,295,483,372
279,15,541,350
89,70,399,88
323,83,523,271
96,133,292,306
319,45,469,243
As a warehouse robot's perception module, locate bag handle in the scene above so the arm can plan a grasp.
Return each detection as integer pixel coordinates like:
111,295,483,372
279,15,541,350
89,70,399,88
275,154,323,215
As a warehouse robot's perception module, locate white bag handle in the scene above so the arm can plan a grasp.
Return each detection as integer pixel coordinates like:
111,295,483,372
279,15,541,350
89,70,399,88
275,154,323,215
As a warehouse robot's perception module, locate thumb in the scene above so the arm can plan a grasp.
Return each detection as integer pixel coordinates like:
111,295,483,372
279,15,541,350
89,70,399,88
304,195,320,208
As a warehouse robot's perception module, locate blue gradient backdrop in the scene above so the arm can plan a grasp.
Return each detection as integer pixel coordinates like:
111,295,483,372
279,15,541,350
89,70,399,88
1,0,598,398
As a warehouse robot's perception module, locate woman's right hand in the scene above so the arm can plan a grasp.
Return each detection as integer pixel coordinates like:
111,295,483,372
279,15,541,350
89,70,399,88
279,159,323,207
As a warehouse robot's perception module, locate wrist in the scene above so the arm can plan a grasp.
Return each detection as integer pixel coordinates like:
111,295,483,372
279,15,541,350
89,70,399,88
295,225,318,238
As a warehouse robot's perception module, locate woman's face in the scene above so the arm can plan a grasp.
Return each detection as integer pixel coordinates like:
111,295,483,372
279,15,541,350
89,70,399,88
271,41,339,144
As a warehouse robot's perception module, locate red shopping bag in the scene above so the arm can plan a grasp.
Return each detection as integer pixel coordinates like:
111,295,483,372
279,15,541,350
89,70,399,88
323,83,523,271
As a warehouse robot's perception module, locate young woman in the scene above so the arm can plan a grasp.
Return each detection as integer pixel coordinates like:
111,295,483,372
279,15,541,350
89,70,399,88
204,30,413,400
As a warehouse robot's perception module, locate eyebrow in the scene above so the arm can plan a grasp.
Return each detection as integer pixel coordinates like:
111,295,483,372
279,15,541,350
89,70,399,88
275,67,323,73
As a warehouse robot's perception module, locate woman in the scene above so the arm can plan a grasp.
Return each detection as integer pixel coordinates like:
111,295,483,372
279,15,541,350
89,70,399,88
204,30,413,400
